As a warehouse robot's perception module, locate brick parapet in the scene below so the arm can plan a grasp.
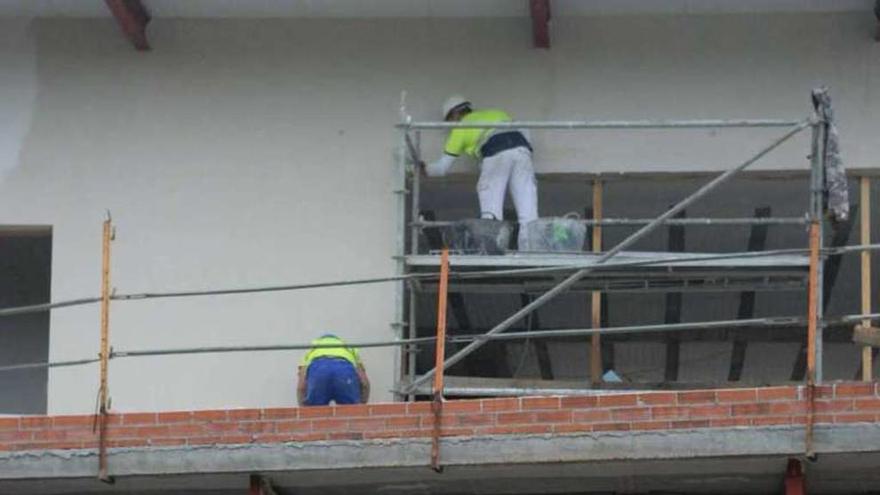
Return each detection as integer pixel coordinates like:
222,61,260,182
1,383,878,452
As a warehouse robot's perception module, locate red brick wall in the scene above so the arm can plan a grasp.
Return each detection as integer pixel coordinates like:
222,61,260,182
1,383,879,452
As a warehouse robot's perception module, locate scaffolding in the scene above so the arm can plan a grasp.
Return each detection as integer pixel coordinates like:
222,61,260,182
393,89,849,398
0,89,869,393
0,87,877,476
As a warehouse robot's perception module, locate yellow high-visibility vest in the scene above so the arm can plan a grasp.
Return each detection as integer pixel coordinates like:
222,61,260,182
301,335,360,367
443,109,512,159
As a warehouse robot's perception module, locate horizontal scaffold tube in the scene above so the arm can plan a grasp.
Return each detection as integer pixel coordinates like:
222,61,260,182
399,118,803,130
413,217,808,228
4,312,879,375
4,242,880,319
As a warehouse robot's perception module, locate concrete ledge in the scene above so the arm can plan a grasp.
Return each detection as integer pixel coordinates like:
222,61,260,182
3,423,880,480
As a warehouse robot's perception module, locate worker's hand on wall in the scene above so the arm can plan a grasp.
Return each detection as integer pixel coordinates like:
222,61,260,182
357,364,370,404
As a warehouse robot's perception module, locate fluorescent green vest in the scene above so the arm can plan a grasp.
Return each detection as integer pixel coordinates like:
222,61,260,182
301,335,360,367
443,109,512,158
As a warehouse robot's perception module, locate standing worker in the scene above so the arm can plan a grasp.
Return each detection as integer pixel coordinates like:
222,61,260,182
297,334,370,406
423,95,539,248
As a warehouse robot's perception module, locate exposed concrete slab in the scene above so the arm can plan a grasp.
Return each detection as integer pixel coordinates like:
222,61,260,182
3,424,880,482
5,451,880,494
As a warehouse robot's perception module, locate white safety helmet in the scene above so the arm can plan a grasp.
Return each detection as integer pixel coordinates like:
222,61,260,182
442,95,471,120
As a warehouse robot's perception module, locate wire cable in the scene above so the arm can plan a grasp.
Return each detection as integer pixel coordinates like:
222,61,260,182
4,243,880,320
4,312,880,375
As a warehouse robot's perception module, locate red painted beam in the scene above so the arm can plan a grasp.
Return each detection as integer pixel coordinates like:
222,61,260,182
784,459,806,495
104,0,150,51
529,0,551,49
248,474,261,495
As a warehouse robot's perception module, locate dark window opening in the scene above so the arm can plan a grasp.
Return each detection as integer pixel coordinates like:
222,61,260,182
0,226,52,414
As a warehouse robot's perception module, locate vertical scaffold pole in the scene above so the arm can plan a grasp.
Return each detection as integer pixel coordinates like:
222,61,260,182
807,115,826,384
98,213,114,483
805,111,825,459
431,248,450,473
407,131,421,401
393,92,408,401
861,176,873,381
590,180,603,385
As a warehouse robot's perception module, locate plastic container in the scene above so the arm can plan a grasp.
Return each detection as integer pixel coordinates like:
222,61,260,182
440,219,512,255
520,214,587,252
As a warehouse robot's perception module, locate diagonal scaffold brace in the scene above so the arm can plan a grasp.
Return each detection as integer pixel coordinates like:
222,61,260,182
404,119,811,395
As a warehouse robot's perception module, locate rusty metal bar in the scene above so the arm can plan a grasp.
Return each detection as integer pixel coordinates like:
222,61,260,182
805,220,820,459
97,214,114,483
805,109,826,458
431,248,450,472
806,222,820,384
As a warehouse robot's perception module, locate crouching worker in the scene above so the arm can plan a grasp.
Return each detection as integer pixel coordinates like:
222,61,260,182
297,334,370,406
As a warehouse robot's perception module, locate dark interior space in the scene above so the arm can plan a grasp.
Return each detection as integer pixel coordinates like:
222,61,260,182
409,175,876,387
0,227,52,414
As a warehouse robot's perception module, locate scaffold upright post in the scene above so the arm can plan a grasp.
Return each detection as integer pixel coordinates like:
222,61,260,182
807,111,826,384
97,213,114,483
861,176,873,381
393,91,408,401
590,179,603,385
431,248,450,472
805,104,826,459
407,130,422,400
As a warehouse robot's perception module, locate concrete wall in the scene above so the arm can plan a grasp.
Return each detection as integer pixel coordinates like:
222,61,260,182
0,12,877,413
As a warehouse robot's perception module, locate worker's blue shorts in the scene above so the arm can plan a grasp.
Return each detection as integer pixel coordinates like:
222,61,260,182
305,358,361,406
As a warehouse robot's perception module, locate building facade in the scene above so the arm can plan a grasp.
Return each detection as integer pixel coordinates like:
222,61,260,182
1,2,879,493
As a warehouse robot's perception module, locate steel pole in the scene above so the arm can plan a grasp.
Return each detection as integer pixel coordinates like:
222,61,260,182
407,131,421,400
808,117,826,384
392,126,408,400
401,118,802,130
413,217,807,228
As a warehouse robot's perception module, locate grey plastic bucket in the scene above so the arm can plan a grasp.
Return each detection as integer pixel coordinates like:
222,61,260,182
520,214,586,252
440,219,512,255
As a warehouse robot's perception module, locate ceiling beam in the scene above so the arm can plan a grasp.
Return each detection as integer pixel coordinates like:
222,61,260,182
529,0,551,49
104,0,150,51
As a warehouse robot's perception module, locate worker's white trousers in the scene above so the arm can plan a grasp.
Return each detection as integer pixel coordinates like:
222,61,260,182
477,146,539,247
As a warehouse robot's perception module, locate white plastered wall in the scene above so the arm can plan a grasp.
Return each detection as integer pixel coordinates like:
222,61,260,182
0,13,876,413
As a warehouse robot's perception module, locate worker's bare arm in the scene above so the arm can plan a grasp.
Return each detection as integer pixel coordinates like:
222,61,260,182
426,154,456,177
357,364,370,404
